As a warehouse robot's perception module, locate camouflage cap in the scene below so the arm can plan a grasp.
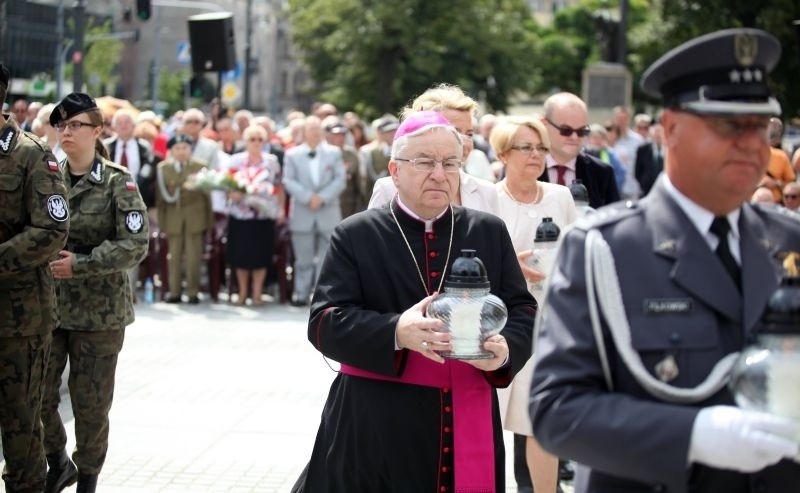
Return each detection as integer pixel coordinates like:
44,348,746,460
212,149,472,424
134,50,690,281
50,92,99,126
641,28,781,116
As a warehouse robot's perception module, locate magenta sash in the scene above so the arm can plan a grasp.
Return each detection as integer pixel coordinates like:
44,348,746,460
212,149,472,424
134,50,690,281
340,351,496,493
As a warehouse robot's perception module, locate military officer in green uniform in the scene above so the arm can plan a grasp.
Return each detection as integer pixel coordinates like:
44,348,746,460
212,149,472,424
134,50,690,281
156,134,213,304
41,92,149,493
0,63,69,493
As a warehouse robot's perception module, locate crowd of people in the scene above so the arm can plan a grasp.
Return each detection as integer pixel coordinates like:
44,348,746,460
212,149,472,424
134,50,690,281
2,25,800,493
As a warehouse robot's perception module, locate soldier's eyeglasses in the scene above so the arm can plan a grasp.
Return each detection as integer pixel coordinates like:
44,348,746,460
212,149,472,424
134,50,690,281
55,121,98,132
395,157,462,173
545,118,591,138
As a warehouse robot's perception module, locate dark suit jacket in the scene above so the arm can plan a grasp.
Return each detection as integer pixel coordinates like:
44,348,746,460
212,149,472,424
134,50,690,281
538,152,620,209
104,137,157,207
634,142,664,197
531,179,800,492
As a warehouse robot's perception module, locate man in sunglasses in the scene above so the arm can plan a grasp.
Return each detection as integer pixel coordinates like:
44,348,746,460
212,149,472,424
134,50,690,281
538,92,620,209
531,28,800,492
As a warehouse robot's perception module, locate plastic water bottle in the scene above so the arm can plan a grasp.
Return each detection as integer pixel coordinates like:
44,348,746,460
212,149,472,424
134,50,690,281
144,278,155,304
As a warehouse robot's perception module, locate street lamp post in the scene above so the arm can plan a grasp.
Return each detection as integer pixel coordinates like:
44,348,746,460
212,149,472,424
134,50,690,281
244,0,252,108
72,0,86,91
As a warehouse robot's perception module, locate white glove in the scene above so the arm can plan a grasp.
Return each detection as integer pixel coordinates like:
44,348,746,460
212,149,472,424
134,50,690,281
688,405,800,472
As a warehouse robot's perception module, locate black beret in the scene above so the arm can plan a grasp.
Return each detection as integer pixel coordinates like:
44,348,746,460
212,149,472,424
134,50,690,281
641,28,781,116
50,92,99,126
0,63,9,90
168,134,195,148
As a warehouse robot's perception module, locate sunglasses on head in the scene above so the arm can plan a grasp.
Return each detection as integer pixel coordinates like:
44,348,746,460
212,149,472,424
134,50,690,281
545,117,591,138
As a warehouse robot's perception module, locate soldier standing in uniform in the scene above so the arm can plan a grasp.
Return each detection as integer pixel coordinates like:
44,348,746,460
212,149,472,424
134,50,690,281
41,93,149,493
0,63,69,493
156,134,212,304
530,29,800,492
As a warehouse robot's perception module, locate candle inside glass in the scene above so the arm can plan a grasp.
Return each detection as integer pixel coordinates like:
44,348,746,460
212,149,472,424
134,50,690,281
449,301,483,356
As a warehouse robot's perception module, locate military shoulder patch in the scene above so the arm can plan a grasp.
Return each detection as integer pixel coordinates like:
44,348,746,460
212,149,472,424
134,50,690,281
47,195,69,222
125,210,144,234
126,180,137,191
48,160,60,171
0,126,16,153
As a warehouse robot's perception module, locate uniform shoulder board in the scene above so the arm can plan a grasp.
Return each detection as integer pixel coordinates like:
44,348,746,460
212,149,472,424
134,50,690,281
105,160,131,174
573,200,642,231
752,202,800,223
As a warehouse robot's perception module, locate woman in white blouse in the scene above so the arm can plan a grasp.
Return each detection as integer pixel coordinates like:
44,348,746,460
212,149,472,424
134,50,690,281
492,116,577,493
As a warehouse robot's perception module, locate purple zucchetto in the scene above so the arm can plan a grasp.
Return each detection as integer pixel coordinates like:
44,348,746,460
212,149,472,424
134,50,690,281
393,110,453,141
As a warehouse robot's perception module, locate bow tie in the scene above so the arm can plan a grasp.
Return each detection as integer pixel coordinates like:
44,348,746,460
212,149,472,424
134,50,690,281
308,151,316,158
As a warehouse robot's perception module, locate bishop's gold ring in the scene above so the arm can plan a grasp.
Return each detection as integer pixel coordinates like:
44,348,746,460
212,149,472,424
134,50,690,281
421,341,429,350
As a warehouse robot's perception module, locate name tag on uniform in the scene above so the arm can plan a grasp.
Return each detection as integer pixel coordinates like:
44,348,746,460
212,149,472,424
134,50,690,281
643,298,692,314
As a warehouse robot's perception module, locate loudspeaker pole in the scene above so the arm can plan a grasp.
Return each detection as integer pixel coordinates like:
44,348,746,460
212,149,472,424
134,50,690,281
244,0,252,108
218,70,223,106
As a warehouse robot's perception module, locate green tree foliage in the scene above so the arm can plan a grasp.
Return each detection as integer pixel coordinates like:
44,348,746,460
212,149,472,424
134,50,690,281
65,19,123,95
631,0,800,118
287,0,539,118
158,68,191,116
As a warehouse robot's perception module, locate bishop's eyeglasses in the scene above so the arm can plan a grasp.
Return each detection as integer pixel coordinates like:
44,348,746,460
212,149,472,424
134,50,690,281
394,157,462,173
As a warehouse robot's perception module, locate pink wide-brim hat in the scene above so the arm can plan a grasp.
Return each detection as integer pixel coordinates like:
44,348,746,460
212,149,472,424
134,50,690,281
393,110,454,141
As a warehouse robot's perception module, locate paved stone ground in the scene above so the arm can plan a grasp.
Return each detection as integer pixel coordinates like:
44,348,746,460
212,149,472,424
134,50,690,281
2,297,572,492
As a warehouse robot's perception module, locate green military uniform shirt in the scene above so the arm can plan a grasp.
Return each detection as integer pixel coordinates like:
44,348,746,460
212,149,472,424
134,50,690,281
57,156,149,331
0,116,69,337
156,158,213,235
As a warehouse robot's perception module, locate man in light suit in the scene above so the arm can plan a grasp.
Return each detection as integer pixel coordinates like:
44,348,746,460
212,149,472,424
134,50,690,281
530,28,800,492
283,116,346,306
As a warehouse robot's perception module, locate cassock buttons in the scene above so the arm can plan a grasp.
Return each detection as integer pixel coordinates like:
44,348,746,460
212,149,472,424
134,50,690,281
443,388,450,393
444,426,451,433
443,447,451,453
440,487,447,492
429,251,438,258
431,271,439,278
444,405,452,413
427,233,435,240
441,466,449,473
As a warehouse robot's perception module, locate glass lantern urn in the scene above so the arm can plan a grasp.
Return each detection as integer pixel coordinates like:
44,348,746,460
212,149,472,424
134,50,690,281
530,217,561,292
730,253,800,422
426,249,508,360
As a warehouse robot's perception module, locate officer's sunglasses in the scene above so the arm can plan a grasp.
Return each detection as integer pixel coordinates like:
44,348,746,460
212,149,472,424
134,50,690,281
545,118,591,138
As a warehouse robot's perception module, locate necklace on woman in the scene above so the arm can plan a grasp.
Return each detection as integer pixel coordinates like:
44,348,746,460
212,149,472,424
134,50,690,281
389,198,454,296
502,179,541,205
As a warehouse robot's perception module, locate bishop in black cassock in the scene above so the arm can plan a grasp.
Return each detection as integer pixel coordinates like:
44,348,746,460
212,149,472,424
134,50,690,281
292,112,537,493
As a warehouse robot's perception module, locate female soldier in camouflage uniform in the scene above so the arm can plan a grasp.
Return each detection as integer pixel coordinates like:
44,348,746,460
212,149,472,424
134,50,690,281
41,93,149,493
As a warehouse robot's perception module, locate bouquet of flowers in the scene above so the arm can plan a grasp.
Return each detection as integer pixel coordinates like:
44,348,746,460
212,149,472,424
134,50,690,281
185,168,244,192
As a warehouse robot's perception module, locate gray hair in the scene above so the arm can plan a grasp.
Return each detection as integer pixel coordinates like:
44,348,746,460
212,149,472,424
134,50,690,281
391,125,463,161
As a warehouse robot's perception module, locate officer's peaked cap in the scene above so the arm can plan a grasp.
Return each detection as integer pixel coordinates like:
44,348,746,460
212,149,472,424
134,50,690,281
168,134,195,148
641,28,781,116
50,92,99,126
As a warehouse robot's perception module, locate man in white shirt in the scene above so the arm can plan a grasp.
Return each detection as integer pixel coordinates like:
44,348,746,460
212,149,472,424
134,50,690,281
611,105,644,198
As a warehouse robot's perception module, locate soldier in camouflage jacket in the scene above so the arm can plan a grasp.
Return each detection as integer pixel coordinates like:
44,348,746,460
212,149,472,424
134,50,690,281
41,93,148,493
0,64,70,493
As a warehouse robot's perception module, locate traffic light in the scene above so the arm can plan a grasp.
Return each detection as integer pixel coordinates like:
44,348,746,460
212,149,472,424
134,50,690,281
136,0,152,21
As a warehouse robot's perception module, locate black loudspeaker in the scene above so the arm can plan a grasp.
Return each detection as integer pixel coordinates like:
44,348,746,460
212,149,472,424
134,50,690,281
188,12,236,72
794,20,800,64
